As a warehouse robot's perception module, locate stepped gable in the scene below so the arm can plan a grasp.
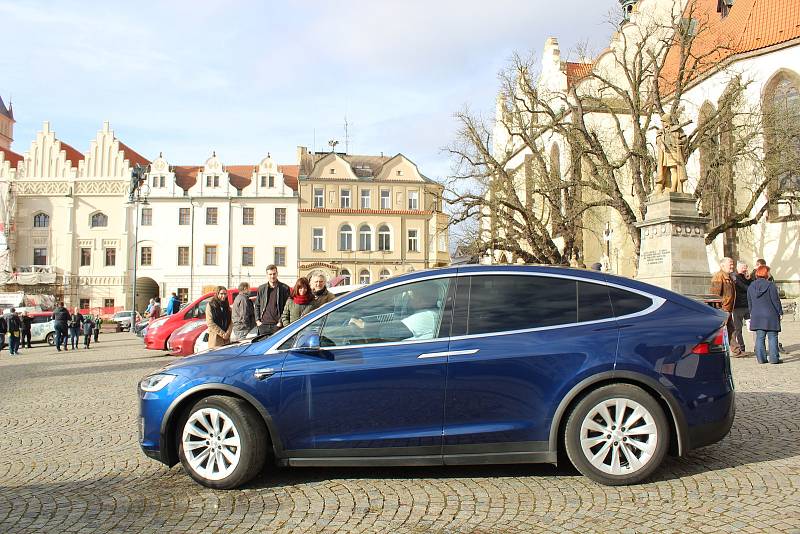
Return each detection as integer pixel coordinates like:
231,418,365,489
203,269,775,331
60,141,84,166
117,141,150,167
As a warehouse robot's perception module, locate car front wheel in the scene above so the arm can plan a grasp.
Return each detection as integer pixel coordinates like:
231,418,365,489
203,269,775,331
178,395,268,489
46,332,55,346
564,384,669,486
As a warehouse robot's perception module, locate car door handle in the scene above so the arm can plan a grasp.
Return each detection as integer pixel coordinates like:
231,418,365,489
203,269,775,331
254,368,277,380
418,349,480,359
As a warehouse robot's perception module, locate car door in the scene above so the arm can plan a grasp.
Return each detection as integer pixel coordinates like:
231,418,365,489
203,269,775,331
276,276,455,457
443,273,619,460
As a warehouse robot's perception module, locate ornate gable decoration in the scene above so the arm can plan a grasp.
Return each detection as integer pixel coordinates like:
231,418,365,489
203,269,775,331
308,153,358,180
79,122,141,179
20,122,80,179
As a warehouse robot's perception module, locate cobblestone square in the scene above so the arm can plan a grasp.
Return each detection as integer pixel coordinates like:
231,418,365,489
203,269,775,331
1,326,799,533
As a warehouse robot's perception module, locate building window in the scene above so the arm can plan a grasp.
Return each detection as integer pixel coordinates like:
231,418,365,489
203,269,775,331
178,207,190,225
379,268,391,280
242,246,254,267
151,176,165,188
438,233,448,253
90,212,108,228
359,224,372,251
274,207,286,225
104,298,115,309
339,269,351,285
105,248,116,266
396,169,404,176
340,189,351,209
177,288,188,303
242,207,255,225
177,246,190,266
312,228,324,251
359,269,371,285
269,175,275,187
206,175,219,187
408,229,419,252
33,248,47,265
360,189,371,209
313,187,324,208
206,207,218,225
141,207,152,226
79,298,90,310
408,191,419,210
33,213,49,228
339,224,353,251
140,246,152,266
80,248,91,266
380,189,391,209
204,245,217,266
330,168,336,175
274,246,286,266
378,225,391,251
260,176,267,187
236,188,242,197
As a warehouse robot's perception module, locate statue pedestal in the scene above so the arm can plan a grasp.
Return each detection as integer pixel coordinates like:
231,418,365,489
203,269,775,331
635,192,710,296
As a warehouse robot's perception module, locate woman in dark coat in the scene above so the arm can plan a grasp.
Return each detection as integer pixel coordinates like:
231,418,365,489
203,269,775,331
747,265,783,364
205,286,232,349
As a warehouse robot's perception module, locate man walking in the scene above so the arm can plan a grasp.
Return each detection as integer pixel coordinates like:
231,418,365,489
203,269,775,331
232,282,256,341
308,273,336,313
20,311,32,349
7,309,21,355
93,315,101,343
710,257,738,356
731,261,752,356
254,265,289,336
68,307,84,350
165,292,180,315
51,302,71,352
0,309,6,353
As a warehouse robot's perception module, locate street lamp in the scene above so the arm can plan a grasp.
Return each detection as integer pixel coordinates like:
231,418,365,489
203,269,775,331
128,164,150,322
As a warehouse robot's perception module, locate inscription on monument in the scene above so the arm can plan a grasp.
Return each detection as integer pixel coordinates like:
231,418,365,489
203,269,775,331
643,249,670,267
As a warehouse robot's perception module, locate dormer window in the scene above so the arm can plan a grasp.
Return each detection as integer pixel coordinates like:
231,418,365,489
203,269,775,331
268,175,275,187
396,169,404,176
717,0,733,17
330,168,336,175
261,176,267,187
151,176,165,188
206,175,219,187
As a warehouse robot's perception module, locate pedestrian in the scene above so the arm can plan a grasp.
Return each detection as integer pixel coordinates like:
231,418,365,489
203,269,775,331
144,298,155,317
307,272,336,313
51,302,70,352
93,315,101,343
7,308,21,356
281,277,314,326
254,265,290,336
0,308,7,352
731,261,751,356
205,286,232,348
165,292,180,315
68,307,84,350
231,282,256,341
709,257,739,356
20,311,32,349
747,265,783,365
150,297,162,320
750,258,774,282
82,317,94,349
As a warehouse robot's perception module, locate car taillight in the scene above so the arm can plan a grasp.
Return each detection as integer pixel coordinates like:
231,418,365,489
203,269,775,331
691,327,727,355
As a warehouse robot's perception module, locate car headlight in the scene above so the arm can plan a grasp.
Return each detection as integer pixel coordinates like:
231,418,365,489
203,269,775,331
139,374,176,392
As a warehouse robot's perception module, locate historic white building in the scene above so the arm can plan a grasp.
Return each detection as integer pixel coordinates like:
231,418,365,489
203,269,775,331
0,120,299,312
491,0,800,295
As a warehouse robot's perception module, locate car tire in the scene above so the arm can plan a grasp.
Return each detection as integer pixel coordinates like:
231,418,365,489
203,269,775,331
564,383,669,486
178,395,268,490
45,332,55,346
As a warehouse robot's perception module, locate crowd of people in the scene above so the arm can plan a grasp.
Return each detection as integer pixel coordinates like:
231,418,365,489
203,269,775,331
711,257,785,365
205,265,336,349
49,304,103,352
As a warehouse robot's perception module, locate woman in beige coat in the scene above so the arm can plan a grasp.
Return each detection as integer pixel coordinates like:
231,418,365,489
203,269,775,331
205,286,232,349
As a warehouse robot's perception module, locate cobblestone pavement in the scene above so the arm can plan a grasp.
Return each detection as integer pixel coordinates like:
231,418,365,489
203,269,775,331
1,325,799,534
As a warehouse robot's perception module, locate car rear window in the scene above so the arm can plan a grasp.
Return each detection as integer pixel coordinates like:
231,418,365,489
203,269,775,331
608,287,652,317
464,275,578,335
577,281,614,322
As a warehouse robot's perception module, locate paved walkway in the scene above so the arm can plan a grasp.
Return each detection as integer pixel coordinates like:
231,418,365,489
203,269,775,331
0,325,799,533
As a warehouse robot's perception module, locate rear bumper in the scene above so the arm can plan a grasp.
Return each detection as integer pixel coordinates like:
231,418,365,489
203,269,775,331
686,390,735,451
141,444,167,464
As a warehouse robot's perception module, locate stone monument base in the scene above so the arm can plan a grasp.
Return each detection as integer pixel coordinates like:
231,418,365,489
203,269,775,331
635,192,711,296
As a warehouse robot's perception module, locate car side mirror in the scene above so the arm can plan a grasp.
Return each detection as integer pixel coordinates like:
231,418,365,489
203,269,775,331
296,332,321,351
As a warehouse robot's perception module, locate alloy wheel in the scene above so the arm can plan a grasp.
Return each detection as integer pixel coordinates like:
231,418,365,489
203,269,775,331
181,407,242,481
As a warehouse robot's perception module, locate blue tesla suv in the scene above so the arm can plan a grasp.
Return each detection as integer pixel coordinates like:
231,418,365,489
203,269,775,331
138,265,734,488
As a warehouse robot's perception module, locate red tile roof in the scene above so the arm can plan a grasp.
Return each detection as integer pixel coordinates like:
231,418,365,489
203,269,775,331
0,147,23,168
172,165,203,190
117,141,150,168
278,164,299,191
225,165,256,190
59,141,84,166
565,61,594,88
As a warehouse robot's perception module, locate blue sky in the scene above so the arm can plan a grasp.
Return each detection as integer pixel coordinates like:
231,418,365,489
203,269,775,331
2,1,616,179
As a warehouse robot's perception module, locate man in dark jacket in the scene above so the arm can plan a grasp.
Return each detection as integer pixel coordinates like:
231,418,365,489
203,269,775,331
254,265,290,336
51,302,71,352
20,311,32,349
0,311,7,352
731,261,752,356
308,273,336,313
232,282,256,341
7,308,22,355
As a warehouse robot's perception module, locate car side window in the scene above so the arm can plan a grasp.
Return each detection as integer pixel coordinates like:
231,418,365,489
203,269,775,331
465,275,578,335
577,281,614,322
188,298,210,319
32,316,50,324
278,316,326,350
608,287,652,317
319,277,452,347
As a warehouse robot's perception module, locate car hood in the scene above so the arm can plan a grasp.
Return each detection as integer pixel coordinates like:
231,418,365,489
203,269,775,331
160,341,257,372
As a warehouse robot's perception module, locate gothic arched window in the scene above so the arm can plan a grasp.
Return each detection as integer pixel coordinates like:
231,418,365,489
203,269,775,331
763,70,800,219
90,212,108,228
33,213,50,228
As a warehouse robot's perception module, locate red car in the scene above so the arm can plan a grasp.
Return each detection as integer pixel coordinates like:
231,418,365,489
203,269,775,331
166,319,207,357
144,287,256,351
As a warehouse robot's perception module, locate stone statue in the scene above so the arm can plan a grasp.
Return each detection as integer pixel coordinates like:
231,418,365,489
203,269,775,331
655,114,689,194
128,164,145,202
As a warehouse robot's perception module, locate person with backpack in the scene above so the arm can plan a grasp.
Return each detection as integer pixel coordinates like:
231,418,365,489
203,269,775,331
68,307,84,350
82,318,95,349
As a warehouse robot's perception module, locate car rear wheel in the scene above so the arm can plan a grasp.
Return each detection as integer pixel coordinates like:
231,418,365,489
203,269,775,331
564,384,669,486
45,332,55,346
178,395,267,489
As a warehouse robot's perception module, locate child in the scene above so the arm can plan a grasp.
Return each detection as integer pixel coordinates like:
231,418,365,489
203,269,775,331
82,318,94,349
